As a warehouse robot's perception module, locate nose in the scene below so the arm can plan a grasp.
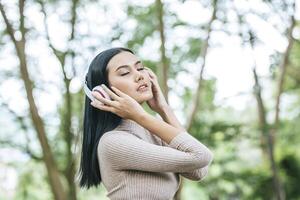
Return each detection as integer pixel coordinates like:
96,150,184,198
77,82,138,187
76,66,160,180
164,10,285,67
135,70,145,82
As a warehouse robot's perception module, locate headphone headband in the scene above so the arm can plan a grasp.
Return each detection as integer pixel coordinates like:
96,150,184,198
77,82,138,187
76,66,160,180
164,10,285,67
83,79,95,102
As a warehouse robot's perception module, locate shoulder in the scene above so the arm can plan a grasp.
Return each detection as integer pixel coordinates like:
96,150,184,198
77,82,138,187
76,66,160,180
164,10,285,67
99,130,128,142
98,130,135,151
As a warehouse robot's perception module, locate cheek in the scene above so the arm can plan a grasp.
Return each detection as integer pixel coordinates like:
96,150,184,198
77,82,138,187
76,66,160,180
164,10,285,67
111,80,134,94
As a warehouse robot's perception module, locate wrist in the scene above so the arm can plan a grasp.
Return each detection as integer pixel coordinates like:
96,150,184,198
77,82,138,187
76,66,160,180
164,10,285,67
157,105,186,132
134,111,150,125
157,104,171,116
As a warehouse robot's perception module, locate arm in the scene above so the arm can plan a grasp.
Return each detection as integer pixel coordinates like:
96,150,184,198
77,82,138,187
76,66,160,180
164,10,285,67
160,138,210,181
133,111,185,144
157,105,213,181
98,130,213,173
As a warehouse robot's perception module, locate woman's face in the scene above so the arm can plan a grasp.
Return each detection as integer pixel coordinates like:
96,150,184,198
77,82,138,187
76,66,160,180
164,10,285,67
106,51,153,104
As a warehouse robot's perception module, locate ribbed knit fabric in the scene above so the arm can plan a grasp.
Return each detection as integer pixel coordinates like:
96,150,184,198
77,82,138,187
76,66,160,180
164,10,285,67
97,118,213,200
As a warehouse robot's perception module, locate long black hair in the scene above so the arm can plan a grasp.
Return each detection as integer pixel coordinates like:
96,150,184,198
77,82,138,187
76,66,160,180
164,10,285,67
77,47,134,189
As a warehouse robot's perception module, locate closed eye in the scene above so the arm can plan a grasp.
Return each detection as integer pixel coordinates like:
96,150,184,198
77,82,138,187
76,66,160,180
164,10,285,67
121,67,145,76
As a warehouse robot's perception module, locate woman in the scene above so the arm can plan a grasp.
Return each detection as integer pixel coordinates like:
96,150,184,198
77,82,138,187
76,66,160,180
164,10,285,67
78,47,213,200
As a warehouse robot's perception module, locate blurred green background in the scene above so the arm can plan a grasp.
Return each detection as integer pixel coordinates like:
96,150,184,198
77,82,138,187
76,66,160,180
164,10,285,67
0,0,299,199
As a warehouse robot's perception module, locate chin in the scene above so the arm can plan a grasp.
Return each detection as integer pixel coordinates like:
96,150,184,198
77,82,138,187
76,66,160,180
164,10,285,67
135,91,153,103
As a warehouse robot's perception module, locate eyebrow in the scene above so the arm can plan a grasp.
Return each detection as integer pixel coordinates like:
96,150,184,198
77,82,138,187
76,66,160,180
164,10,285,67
115,60,141,72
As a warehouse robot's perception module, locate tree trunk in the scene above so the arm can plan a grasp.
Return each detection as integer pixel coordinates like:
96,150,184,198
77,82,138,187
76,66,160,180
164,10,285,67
175,1,218,199
38,0,80,198
0,2,68,199
185,0,217,130
252,68,285,200
156,0,169,103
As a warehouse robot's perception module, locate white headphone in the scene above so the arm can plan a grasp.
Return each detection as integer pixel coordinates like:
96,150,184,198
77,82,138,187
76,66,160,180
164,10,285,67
83,73,111,103
83,79,95,101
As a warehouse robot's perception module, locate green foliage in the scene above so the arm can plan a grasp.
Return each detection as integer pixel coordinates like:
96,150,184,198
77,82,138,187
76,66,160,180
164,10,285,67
1,0,300,199
285,40,300,91
280,154,300,198
13,161,52,200
126,3,157,49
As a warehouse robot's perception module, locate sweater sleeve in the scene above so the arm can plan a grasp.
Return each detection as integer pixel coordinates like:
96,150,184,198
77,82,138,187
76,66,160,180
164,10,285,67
160,138,212,181
98,130,213,173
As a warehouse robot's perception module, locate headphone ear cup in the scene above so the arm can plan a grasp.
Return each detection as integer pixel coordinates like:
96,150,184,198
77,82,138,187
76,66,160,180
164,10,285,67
92,86,111,100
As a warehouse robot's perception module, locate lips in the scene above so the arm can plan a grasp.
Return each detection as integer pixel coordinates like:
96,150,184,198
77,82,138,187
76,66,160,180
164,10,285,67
137,83,148,91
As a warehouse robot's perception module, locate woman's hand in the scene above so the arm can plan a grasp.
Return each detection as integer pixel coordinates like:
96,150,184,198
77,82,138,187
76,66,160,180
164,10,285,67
90,84,146,121
144,67,168,113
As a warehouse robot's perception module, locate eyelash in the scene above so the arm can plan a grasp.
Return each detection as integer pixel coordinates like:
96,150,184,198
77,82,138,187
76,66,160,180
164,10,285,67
121,67,145,76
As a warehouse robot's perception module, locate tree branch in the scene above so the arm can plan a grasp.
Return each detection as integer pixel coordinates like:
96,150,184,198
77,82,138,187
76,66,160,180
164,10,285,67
69,0,79,42
0,139,43,161
19,0,26,41
0,1,18,47
273,2,296,129
0,100,29,131
185,0,218,131
0,100,42,162
1,1,68,199
37,0,66,65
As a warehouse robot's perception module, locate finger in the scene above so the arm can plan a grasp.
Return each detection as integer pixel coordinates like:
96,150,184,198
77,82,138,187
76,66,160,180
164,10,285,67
146,71,154,79
145,66,153,72
110,86,127,98
149,77,159,87
144,67,153,74
100,84,122,100
91,101,114,113
148,72,154,79
144,66,152,73
145,67,155,78
92,91,117,107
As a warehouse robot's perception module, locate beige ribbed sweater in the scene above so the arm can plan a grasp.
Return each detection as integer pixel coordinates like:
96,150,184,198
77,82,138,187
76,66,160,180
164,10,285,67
97,118,213,200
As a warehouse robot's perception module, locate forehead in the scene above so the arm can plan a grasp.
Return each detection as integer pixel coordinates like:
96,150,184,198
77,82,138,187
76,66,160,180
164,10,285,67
107,51,138,72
